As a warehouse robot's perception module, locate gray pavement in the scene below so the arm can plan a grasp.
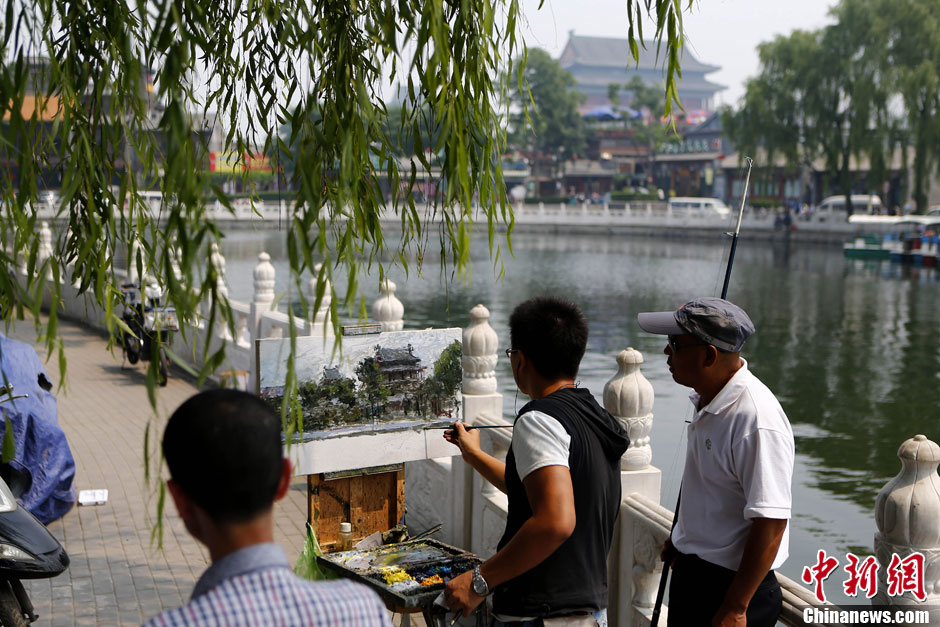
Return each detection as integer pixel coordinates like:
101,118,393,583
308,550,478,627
5,318,321,625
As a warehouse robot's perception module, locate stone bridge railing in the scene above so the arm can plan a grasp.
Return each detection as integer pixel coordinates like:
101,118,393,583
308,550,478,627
409,302,940,626
27,220,940,625
32,199,857,236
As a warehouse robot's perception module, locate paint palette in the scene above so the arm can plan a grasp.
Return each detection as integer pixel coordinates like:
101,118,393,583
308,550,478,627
317,538,481,609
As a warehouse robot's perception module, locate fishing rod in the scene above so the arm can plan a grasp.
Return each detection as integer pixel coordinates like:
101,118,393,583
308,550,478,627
650,156,755,627
721,157,754,300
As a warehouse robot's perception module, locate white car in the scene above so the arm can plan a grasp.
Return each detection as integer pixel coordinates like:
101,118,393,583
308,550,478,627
668,197,731,217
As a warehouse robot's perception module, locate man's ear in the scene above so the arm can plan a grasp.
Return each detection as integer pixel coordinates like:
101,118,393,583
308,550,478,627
166,479,193,520
273,459,292,502
702,345,719,368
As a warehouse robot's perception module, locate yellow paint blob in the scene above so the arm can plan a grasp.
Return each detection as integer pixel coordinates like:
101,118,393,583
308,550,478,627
382,567,413,585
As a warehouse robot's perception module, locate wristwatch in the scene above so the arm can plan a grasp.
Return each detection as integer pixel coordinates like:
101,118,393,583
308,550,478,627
471,565,490,596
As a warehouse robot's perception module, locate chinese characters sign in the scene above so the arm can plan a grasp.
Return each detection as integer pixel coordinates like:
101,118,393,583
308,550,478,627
801,550,926,603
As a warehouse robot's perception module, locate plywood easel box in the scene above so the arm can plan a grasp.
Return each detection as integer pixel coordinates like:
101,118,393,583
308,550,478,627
307,465,405,550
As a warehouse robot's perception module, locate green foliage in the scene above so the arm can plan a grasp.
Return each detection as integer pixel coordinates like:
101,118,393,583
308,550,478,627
0,0,690,541
429,340,461,398
625,0,693,117
609,191,659,202
355,356,391,412
507,48,587,159
725,0,939,211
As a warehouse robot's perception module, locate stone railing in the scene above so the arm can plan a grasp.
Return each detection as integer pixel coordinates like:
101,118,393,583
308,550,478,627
33,199,858,238
409,306,940,627
26,222,333,391
25,221,940,625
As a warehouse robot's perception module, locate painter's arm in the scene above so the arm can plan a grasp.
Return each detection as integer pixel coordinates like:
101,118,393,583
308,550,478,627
445,465,575,616
444,422,507,493
712,517,787,627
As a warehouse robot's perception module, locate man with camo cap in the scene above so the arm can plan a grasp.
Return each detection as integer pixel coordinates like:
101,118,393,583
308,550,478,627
637,297,794,627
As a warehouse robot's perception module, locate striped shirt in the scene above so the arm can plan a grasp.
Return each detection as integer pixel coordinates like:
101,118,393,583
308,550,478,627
144,543,391,626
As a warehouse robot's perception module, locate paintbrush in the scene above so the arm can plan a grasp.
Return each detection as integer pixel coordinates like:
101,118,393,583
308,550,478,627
424,424,513,430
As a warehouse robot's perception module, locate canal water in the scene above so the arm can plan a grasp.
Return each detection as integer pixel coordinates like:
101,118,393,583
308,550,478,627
219,227,940,606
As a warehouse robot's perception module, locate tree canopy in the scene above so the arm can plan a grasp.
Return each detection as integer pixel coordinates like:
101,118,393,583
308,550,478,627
507,48,587,159
0,0,692,412
723,0,938,211
0,0,691,539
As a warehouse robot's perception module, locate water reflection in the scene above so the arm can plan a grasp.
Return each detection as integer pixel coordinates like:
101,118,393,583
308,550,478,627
217,228,940,602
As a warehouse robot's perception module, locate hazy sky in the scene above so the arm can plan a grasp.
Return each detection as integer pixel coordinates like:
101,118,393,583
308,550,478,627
516,0,838,107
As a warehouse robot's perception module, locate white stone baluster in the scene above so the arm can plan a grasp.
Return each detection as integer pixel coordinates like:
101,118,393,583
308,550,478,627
126,237,138,285
604,347,663,627
306,263,332,332
873,434,940,621
462,304,498,396
372,279,403,331
168,246,182,285
603,348,655,471
38,221,53,279
206,243,230,339
37,221,53,263
249,252,276,392
461,304,507,555
210,243,228,303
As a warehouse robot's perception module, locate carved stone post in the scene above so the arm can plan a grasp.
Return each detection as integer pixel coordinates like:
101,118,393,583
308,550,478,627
604,348,655,471
38,221,53,279
462,304,498,395
405,303,503,551
306,263,331,333
249,252,276,392
206,243,230,339
126,237,138,284
210,243,228,303
873,434,940,622
603,347,662,627
372,279,404,331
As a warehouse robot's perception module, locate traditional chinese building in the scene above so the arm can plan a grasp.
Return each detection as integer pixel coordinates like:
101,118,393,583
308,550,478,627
375,345,426,414
558,32,725,113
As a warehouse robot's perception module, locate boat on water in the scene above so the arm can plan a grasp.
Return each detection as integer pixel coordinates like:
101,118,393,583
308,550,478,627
844,215,940,266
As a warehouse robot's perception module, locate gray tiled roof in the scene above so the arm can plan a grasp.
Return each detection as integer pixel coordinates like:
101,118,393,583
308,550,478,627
560,34,720,73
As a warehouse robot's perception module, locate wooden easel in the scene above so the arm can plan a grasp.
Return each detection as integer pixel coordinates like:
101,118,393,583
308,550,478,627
306,463,405,551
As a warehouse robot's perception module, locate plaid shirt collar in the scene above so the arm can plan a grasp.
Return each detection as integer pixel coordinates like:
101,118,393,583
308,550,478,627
192,542,289,600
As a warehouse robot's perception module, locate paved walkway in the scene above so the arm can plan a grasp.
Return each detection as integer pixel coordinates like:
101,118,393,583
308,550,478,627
5,318,373,625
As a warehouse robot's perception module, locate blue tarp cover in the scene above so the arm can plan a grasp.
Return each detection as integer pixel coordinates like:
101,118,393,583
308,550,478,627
0,333,76,523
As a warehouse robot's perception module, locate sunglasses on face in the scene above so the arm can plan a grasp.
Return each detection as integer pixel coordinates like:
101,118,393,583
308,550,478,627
667,335,711,353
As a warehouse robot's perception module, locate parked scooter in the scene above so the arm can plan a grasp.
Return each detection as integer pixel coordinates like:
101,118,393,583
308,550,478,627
119,278,178,386
0,388,70,626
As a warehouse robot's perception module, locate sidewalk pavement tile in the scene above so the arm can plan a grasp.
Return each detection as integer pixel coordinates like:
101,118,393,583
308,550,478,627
10,319,312,624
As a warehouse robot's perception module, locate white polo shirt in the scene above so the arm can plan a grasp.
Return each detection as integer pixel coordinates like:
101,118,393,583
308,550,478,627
672,359,794,572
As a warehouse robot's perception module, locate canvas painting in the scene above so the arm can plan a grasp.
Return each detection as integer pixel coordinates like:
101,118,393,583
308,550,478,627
258,328,462,441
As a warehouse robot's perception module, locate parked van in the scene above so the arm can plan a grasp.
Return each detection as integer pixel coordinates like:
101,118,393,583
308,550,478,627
668,197,731,217
818,194,883,216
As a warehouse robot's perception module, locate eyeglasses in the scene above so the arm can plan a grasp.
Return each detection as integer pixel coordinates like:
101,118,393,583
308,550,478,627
667,335,711,354
504,348,519,359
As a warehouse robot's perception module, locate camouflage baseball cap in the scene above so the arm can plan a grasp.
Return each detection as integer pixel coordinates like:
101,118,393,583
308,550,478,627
636,297,755,352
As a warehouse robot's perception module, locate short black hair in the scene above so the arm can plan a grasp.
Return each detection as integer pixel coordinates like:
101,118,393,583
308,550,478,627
509,296,588,380
162,389,283,524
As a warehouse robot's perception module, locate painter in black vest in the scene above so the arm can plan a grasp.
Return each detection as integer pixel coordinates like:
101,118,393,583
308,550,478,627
443,297,629,626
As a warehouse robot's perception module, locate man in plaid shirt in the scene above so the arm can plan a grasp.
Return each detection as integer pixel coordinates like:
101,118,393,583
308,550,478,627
145,389,391,626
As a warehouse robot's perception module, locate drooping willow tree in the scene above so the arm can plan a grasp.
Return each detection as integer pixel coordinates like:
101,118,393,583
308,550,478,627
0,0,689,424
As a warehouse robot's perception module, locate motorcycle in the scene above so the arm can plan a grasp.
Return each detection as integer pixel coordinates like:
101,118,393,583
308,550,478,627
0,388,70,626
119,279,178,386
